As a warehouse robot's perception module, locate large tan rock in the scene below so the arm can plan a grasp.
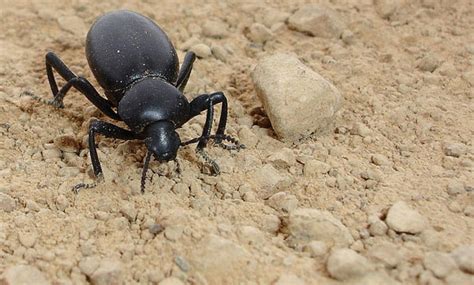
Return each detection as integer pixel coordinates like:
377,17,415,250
252,53,343,142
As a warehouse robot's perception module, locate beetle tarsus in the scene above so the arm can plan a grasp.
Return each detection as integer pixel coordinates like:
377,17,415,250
197,148,220,175
72,174,104,194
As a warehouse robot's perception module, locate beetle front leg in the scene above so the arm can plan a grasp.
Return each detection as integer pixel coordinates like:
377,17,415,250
73,119,137,193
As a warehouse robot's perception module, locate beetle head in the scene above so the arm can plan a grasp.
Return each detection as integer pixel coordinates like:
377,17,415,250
144,121,180,162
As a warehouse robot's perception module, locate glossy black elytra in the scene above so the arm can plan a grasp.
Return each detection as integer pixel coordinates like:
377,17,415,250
38,10,244,192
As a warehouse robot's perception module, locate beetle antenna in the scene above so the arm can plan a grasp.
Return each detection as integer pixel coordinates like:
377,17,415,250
141,151,153,193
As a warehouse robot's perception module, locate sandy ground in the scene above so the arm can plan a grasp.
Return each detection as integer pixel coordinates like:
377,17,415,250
0,0,473,284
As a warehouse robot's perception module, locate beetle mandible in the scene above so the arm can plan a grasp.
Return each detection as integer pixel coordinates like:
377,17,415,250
39,10,244,192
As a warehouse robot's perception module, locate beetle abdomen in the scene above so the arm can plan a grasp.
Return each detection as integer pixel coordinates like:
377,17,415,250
86,10,179,99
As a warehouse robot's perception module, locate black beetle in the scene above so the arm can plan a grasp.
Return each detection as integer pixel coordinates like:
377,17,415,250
37,10,244,192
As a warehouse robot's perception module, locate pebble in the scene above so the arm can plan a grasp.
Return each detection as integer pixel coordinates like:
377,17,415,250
341,30,355,45
18,231,37,248
417,54,441,72
56,194,69,211
190,43,212,58
245,23,273,44
287,208,354,249
253,164,285,191
238,126,258,148
371,154,390,166
0,265,50,285
202,19,228,38
54,134,80,153
242,191,257,202
0,193,16,212
451,245,474,274
443,142,467,157
267,148,295,168
445,271,473,285
447,201,462,213
159,277,185,285
57,15,87,35
446,180,465,196
267,192,298,213
149,224,164,235
251,53,342,142
326,248,372,281
351,122,372,137
385,201,428,234
273,273,306,285
90,258,123,285
368,220,388,236
367,243,402,268
79,256,101,277
303,240,328,257
464,206,474,217
211,44,230,62
120,203,137,222
190,234,252,283
288,4,345,38
174,255,190,272
164,225,183,241
423,251,458,278
373,0,402,19
42,148,61,160
303,160,331,177
259,214,280,234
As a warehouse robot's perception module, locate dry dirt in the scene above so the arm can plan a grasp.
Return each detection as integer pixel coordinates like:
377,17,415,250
0,0,473,284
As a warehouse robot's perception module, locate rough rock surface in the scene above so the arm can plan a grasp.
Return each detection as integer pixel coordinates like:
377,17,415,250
0,265,50,285
288,4,345,38
252,53,343,141
326,249,372,281
287,208,354,249
385,201,429,234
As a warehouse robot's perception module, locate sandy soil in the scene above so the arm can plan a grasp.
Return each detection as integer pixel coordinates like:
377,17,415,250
0,0,473,284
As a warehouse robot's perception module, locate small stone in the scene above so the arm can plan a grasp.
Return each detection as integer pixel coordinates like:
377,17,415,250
190,234,252,284
417,54,441,72
57,15,87,35
56,194,69,211
42,148,61,160
373,0,402,19
159,277,185,285
202,20,228,38
419,270,443,285
172,183,189,197
447,201,462,213
451,245,474,274
371,154,390,166
267,148,296,168
327,249,372,281
262,9,290,28
246,23,273,44
445,271,473,285
242,191,257,202
259,214,280,234
0,193,16,212
18,231,37,248
423,251,457,278
253,164,286,191
303,241,328,257
79,256,101,277
238,127,258,148
385,201,428,234
351,122,371,137
54,134,80,153
149,224,164,235
90,258,123,285
287,208,354,249
120,203,137,222
190,43,212,59
267,192,298,213
304,160,331,177
211,45,230,62
341,30,355,45
464,206,474,217
443,142,467,157
447,181,465,196
367,243,402,268
288,4,345,38
164,225,183,241
0,265,50,285
174,256,190,272
369,220,388,236
273,273,306,285
251,53,343,142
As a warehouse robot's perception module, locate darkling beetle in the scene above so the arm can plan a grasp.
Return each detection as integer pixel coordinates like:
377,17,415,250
37,10,244,192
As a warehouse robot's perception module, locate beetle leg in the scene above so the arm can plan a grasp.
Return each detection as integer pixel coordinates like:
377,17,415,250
176,51,196,92
74,119,137,193
42,52,122,120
